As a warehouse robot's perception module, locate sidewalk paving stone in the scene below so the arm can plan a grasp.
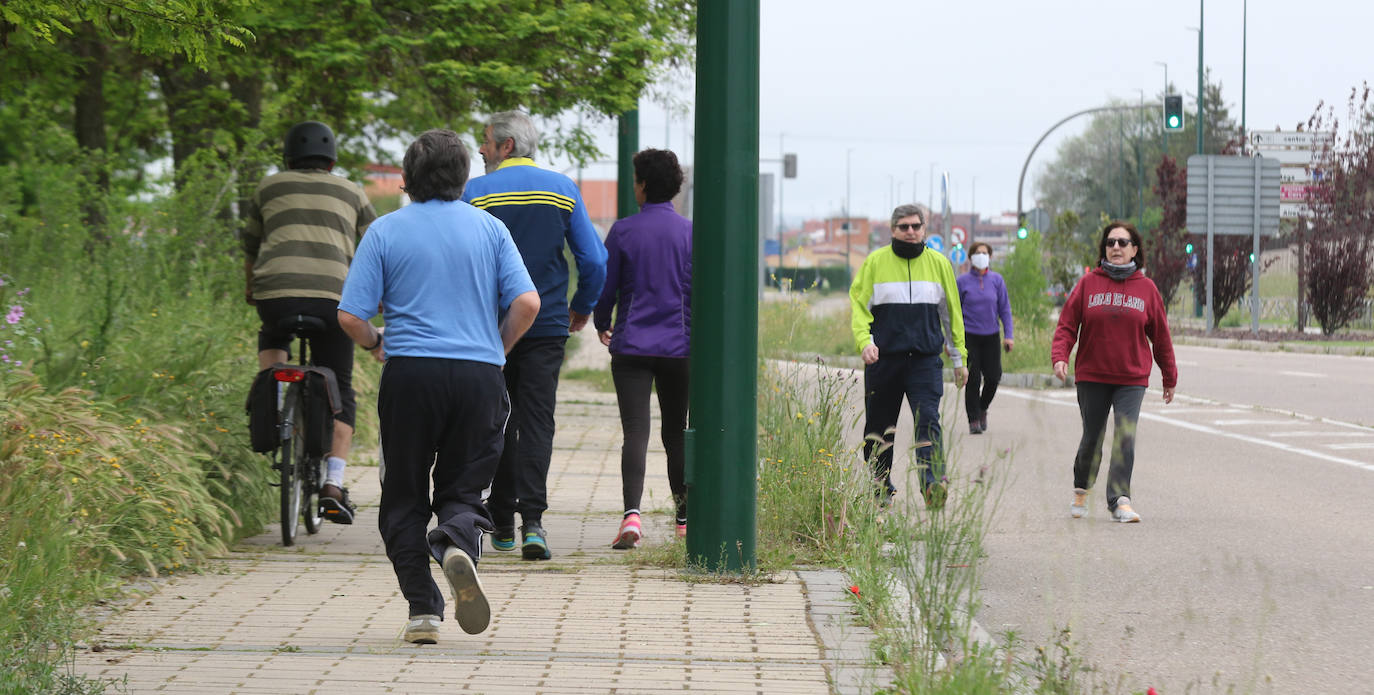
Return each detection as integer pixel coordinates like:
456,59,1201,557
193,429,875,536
74,339,890,694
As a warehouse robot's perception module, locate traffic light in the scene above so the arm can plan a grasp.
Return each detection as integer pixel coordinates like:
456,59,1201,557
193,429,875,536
1163,95,1184,132
783,153,797,179
1185,241,1194,254
1016,226,1028,240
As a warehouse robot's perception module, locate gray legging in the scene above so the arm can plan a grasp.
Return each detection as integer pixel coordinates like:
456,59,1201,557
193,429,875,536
1072,381,1146,510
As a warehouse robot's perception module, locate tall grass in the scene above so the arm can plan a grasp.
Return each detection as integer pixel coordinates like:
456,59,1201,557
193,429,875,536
0,152,318,692
751,299,1106,693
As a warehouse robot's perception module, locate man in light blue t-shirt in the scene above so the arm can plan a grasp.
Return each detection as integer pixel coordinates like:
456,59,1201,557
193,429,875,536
338,129,539,645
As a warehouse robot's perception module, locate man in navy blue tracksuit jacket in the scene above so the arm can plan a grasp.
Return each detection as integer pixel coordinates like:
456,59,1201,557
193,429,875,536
462,110,607,561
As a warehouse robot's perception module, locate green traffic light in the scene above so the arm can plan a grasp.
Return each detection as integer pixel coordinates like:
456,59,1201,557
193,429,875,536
1185,242,1194,254
1168,115,1181,128
1016,227,1028,239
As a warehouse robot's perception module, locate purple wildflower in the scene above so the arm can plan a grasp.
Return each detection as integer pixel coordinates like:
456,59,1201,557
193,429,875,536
4,306,21,324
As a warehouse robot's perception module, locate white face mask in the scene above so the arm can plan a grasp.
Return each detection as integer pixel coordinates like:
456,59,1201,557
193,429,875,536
970,253,990,270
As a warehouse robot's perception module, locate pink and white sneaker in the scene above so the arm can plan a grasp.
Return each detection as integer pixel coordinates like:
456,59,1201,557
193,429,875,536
612,513,642,549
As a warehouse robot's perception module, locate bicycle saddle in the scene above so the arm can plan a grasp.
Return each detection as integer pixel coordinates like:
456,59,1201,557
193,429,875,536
274,314,329,339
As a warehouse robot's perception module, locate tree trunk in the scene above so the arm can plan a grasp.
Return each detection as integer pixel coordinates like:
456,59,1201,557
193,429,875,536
73,22,109,238
228,73,264,230
154,62,215,194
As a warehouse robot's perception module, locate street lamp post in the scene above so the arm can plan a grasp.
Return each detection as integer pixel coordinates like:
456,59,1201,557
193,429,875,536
778,132,786,267
845,148,853,284
1155,61,1168,151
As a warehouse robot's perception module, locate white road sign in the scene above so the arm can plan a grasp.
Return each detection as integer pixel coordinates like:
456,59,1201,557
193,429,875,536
1280,167,1316,183
1280,202,1311,219
1250,131,1334,148
1258,149,1318,166
950,226,967,245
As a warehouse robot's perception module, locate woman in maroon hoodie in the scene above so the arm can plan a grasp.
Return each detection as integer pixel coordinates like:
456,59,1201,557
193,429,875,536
1052,221,1177,523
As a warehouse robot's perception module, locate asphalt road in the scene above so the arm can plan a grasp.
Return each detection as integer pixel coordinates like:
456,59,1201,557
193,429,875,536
962,345,1374,693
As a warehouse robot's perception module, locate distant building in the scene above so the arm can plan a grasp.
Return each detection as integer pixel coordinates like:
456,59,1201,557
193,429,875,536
362,163,403,198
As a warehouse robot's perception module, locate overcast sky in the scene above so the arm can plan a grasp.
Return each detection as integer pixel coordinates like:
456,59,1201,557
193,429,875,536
542,0,1374,225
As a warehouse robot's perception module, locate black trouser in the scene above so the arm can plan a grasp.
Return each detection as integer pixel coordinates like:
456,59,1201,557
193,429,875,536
862,352,945,497
610,354,690,523
964,332,1003,422
487,335,566,528
1072,381,1146,511
377,357,508,618
255,297,357,427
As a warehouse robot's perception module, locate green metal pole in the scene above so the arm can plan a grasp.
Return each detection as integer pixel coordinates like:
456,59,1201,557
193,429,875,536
1197,0,1205,156
617,109,639,219
686,0,759,572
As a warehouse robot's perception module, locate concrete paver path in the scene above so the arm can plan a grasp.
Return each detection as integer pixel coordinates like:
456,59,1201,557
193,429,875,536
75,342,886,694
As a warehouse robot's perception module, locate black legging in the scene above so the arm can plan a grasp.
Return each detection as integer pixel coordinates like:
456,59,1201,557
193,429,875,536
610,354,689,523
964,332,1003,422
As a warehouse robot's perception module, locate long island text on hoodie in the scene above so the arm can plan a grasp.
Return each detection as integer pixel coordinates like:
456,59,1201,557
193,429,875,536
1051,267,1177,389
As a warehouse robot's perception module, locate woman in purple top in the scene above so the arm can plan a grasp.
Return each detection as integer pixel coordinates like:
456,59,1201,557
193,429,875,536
593,149,692,549
956,241,1014,434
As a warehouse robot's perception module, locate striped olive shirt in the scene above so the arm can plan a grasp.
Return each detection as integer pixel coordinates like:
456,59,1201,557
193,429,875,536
243,169,377,301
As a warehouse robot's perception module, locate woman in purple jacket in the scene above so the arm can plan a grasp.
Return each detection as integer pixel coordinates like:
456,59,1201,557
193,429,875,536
593,149,692,549
956,241,1014,434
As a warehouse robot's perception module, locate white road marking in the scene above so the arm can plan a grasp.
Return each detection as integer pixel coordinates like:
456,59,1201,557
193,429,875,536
1158,407,1245,414
1270,431,1374,438
1175,359,1200,366
1327,443,1374,451
1001,388,1374,473
1211,419,1301,426
1279,370,1326,378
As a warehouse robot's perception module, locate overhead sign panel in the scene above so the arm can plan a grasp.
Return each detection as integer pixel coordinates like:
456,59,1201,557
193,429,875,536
1185,155,1282,235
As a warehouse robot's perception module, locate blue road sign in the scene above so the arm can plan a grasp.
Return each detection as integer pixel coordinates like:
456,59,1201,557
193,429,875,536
926,235,944,252
949,246,967,265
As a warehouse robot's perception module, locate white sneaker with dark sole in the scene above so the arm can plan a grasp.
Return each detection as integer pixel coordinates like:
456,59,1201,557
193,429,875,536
403,614,441,644
441,546,490,634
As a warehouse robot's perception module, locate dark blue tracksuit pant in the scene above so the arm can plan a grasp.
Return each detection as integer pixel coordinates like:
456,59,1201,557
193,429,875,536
862,352,945,498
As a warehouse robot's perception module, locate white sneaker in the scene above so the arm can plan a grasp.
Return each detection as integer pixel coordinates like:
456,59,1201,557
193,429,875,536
441,546,490,634
1112,497,1141,523
403,614,441,644
1071,488,1088,519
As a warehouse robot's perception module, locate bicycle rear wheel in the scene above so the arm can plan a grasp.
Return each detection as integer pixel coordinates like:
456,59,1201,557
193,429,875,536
302,452,324,534
279,384,305,546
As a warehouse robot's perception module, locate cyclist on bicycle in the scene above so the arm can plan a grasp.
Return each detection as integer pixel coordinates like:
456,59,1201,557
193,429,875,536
243,120,378,524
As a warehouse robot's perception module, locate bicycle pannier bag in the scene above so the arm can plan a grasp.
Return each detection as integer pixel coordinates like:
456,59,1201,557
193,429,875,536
246,367,279,453
301,366,342,458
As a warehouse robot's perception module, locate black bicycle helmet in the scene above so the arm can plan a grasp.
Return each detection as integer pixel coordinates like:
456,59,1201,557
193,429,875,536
283,121,336,167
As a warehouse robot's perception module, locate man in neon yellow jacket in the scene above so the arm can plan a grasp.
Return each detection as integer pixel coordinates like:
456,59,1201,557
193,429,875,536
850,204,967,509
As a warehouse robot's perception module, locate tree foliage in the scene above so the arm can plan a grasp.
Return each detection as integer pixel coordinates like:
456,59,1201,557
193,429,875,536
1303,84,1374,334
0,0,697,227
1148,155,1189,309
1043,208,1092,296
1034,71,1243,258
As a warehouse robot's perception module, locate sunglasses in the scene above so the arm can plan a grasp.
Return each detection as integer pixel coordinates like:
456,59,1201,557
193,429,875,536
895,222,924,232
1105,238,1135,248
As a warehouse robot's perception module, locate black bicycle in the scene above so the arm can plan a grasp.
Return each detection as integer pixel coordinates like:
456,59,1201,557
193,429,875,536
269,314,334,546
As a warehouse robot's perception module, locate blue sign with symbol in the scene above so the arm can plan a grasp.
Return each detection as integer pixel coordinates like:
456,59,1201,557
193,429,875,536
949,247,967,265
926,235,944,252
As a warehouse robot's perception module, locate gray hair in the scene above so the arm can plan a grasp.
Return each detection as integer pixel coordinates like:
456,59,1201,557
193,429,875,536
487,110,540,159
890,203,927,229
